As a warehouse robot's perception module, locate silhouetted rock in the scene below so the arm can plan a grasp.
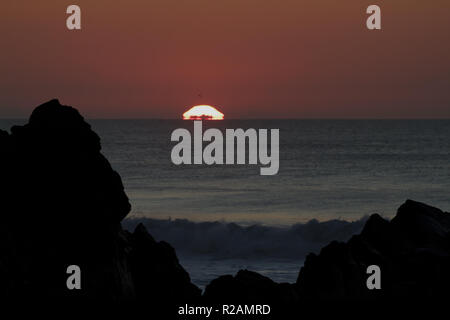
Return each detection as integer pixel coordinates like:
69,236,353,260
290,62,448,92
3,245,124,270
204,269,299,304
296,200,450,300
0,99,199,302
0,129,7,139
128,223,201,302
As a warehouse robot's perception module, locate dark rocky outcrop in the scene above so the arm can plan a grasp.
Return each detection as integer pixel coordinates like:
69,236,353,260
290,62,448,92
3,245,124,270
0,99,200,302
295,200,450,301
204,270,299,304
127,223,201,301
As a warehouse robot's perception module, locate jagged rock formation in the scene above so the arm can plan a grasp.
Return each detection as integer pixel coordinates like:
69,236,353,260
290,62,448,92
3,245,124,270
296,200,450,300
127,223,200,302
0,99,200,301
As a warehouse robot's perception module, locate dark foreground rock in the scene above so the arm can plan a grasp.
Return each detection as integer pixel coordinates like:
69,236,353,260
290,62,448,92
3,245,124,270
0,99,200,302
204,270,299,304
296,200,450,300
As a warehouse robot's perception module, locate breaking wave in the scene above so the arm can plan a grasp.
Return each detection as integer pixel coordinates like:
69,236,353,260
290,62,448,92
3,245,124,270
123,216,369,260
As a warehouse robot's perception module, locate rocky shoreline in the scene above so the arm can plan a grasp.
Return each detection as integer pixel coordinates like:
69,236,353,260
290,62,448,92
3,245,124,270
1,100,449,309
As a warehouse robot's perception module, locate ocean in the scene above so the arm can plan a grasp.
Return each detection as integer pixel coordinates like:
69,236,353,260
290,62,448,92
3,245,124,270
2,119,449,288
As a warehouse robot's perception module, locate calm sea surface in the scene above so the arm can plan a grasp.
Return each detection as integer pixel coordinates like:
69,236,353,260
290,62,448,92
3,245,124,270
91,119,450,224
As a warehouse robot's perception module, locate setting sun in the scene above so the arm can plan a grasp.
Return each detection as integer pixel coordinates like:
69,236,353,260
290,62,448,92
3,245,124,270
183,105,224,120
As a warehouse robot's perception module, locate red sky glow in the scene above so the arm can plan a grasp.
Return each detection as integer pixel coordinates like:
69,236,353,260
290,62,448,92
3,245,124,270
1,0,449,119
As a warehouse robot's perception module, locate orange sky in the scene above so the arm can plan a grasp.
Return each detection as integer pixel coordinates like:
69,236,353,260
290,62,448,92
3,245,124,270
1,0,449,118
